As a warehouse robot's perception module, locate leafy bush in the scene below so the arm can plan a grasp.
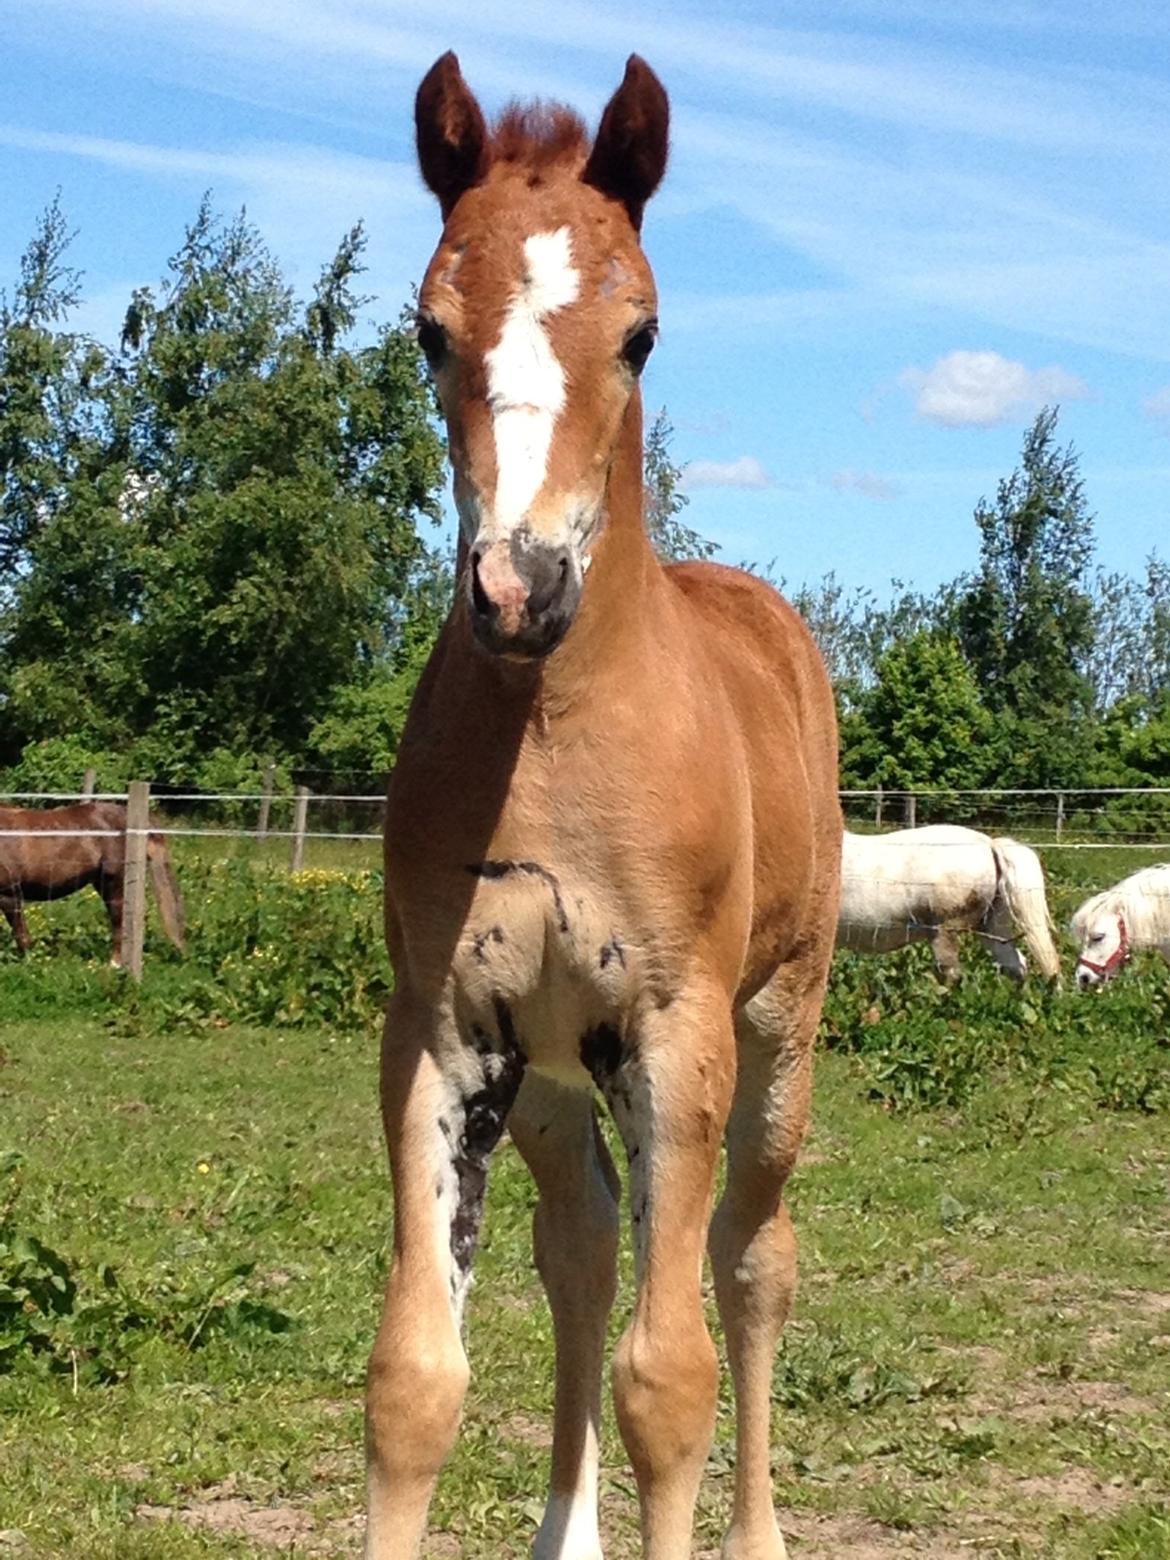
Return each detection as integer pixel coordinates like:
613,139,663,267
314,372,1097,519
823,945,1170,1115
143,857,389,1031
0,736,131,795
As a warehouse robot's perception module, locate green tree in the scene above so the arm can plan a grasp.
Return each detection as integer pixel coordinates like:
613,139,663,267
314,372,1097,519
0,195,108,587
0,199,446,778
957,406,1096,784
643,408,717,562
841,629,993,801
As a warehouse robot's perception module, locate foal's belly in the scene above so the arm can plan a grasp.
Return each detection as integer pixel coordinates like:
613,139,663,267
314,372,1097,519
449,862,641,1087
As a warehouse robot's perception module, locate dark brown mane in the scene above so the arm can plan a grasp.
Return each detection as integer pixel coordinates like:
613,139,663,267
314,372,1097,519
491,102,589,169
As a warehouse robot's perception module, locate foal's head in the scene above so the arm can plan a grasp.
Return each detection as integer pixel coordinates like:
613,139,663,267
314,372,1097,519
415,53,669,657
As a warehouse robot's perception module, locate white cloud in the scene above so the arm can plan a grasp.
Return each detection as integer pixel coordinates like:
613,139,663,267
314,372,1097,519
683,456,773,490
828,469,901,501
1143,386,1170,429
900,350,1090,428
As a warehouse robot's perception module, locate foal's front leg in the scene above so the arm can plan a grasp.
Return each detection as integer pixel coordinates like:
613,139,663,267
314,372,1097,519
586,989,736,1559
365,986,524,1560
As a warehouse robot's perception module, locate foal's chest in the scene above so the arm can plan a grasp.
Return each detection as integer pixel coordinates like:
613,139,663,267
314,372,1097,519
449,856,644,1081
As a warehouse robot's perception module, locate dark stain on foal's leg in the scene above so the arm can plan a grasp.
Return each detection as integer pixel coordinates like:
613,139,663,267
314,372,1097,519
599,935,626,970
448,1007,526,1290
472,925,506,961
579,1023,624,1088
466,860,570,934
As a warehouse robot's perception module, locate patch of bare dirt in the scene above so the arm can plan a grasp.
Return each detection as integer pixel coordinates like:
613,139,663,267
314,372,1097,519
1013,1469,1132,1515
136,1494,314,1546
968,1370,1156,1425
777,1511,972,1558
135,1479,372,1554
1117,1288,1170,1316
495,1409,550,1448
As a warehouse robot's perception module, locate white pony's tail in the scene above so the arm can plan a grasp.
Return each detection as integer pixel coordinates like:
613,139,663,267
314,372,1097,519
990,837,1062,982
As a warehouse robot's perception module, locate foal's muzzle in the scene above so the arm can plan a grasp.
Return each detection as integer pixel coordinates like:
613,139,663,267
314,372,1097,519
468,533,582,658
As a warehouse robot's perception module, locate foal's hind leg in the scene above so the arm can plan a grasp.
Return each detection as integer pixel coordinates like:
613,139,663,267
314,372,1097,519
590,983,736,1559
509,1070,619,1560
708,971,819,1560
366,987,524,1559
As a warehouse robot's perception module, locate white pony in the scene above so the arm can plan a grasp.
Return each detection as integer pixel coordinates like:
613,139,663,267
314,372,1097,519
1071,863,1170,989
838,825,1062,982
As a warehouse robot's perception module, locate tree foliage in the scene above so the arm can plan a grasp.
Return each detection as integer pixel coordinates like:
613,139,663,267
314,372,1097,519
955,407,1096,784
841,630,993,794
0,198,447,781
643,408,717,562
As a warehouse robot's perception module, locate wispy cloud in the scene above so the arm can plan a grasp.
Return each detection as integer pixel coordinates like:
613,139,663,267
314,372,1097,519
0,125,421,206
0,123,433,307
684,456,773,491
828,469,901,501
900,350,1090,428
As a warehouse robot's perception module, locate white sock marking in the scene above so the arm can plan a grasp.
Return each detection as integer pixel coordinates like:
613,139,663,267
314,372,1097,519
484,227,579,532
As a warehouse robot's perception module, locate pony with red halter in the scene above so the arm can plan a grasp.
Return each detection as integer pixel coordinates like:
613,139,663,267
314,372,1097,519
365,54,841,1560
1071,865,1170,988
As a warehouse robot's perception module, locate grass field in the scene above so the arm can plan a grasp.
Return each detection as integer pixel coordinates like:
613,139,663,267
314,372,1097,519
2,844,1169,1557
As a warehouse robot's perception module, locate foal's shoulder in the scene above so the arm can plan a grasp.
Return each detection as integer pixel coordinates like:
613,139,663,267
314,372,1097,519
664,559,819,659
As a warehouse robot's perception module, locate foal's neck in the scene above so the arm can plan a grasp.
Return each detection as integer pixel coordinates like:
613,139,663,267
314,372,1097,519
539,392,658,707
459,393,660,722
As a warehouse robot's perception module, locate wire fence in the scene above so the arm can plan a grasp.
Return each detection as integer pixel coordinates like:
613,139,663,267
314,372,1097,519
4,782,1170,980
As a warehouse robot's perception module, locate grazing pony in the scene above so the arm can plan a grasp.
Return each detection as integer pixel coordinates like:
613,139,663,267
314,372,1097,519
366,53,841,1560
838,825,1061,983
0,801,185,965
1072,863,1170,988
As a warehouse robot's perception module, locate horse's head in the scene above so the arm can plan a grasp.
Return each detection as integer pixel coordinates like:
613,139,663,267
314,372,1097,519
414,52,668,658
1074,904,1130,989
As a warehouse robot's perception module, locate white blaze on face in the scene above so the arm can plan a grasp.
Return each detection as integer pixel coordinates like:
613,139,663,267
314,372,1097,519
484,227,580,534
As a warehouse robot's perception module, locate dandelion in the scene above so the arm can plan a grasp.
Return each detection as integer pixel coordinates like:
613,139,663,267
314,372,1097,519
197,1161,211,1175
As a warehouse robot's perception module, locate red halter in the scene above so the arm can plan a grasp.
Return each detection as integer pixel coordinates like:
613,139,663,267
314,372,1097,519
1077,913,1130,978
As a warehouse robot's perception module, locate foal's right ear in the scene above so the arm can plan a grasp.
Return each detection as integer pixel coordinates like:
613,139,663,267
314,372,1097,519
415,52,491,219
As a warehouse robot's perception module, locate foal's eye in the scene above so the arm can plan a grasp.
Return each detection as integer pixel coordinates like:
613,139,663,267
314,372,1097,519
622,320,658,375
415,315,449,372
1089,932,1105,944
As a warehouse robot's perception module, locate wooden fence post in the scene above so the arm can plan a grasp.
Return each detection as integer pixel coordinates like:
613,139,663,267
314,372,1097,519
904,791,917,829
81,767,96,799
122,780,150,981
257,764,276,840
290,786,310,872
1055,790,1065,841
875,783,883,830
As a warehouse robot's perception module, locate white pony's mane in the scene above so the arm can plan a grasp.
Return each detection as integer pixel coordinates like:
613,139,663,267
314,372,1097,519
1072,863,1170,945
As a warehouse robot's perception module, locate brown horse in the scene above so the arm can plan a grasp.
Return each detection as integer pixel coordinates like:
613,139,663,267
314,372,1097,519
0,801,185,965
367,55,841,1560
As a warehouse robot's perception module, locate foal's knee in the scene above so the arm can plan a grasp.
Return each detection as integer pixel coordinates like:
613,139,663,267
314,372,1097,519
366,1316,469,1481
612,1312,719,1484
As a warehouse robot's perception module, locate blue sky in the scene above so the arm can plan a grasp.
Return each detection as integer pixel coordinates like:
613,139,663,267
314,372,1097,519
3,0,1169,597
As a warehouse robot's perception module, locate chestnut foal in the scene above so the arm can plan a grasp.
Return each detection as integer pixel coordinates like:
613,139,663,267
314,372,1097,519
366,53,841,1560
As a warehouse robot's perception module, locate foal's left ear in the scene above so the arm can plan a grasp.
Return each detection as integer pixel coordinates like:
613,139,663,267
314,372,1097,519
583,55,669,231
415,51,492,219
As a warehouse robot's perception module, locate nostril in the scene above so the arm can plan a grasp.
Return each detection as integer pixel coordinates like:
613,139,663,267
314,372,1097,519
470,551,491,617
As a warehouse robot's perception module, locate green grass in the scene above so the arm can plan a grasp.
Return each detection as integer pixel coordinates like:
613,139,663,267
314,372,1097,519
1,845,1169,1556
